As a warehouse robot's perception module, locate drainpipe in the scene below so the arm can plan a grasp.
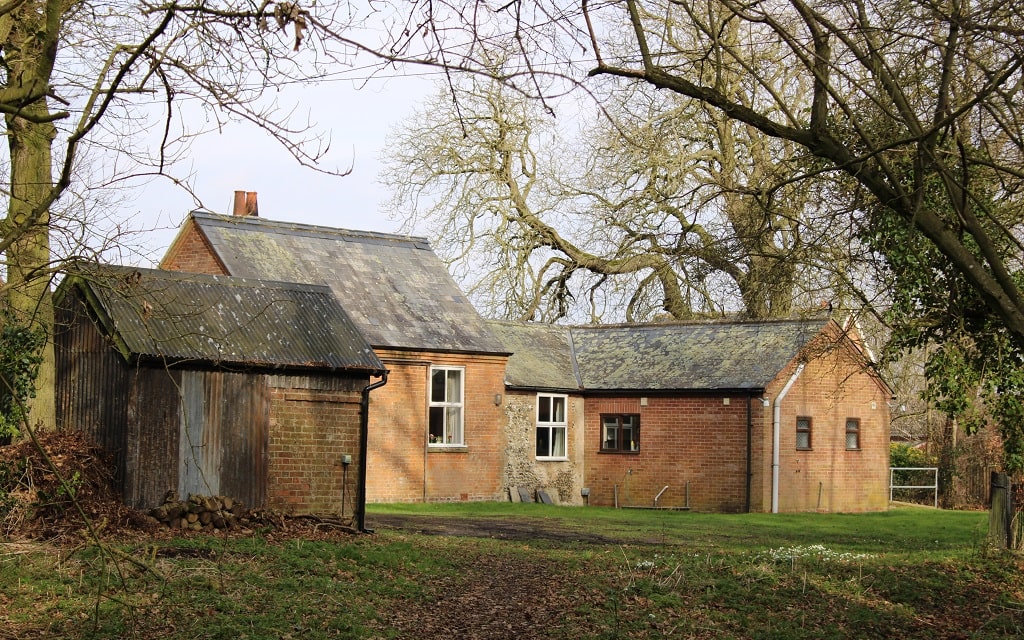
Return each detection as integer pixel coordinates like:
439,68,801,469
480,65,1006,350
356,371,388,533
745,394,753,513
772,363,805,514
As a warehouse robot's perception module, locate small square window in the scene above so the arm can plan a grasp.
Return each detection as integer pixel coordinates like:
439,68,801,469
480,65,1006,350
601,414,640,452
846,418,860,450
796,416,812,450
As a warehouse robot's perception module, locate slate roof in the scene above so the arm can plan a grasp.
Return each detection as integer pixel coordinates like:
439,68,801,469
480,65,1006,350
178,212,507,354
491,318,832,393
571,320,828,391
58,264,384,373
488,321,581,391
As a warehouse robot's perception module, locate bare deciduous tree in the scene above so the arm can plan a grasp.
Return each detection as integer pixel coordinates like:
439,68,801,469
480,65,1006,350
384,39,851,323
381,0,1024,470
581,0,1024,338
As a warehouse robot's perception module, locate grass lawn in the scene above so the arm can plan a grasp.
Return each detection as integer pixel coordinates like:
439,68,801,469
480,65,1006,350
1,505,1021,639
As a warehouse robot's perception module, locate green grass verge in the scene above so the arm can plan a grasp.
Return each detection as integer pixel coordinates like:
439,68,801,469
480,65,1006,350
1,506,1019,639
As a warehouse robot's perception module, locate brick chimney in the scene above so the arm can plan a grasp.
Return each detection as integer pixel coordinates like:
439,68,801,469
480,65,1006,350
232,190,259,217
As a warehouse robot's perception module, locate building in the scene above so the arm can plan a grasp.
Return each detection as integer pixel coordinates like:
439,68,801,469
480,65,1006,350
54,264,385,523
144,194,891,513
160,202,510,503
492,318,892,512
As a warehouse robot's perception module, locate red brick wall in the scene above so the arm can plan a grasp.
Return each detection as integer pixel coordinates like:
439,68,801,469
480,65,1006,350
364,356,427,502
160,223,227,275
762,335,891,513
366,350,509,503
267,387,363,516
583,395,758,512
583,332,890,514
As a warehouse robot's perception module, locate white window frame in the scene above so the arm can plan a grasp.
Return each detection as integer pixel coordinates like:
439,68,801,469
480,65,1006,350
428,366,464,446
536,393,568,460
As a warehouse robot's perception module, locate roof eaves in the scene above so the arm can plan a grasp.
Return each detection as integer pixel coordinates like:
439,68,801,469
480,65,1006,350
503,382,583,394
66,275,133,362
371,343,512,358
582,386,767,396
130,352,386,376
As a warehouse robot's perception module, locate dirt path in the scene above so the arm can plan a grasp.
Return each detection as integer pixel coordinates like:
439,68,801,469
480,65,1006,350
366,513,611,639
378,550,574,639
367,512,624,545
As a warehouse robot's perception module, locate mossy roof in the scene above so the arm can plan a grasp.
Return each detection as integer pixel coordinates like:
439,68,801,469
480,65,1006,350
184,211,507,354
490,318,833,392
59,264,384,373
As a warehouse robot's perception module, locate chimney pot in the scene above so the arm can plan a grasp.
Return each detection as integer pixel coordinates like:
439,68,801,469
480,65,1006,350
232,190,259,216
232,190,246,216
245,191,259,217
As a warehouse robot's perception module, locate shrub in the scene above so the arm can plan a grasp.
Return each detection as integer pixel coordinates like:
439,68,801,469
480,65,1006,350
890,442,936,468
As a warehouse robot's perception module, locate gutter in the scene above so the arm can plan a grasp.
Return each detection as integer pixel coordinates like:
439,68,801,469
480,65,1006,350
772,363,805,514
356,370,389,533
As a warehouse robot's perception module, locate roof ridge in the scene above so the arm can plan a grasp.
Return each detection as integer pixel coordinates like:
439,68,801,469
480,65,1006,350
72,263,337,295
191,210,431,246
567,316,830,330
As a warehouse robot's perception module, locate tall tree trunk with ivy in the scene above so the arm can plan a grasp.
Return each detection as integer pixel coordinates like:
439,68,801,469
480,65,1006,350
1,1,61,431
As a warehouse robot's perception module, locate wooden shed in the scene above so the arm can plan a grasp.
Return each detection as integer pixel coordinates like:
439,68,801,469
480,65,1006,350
54,264,386,519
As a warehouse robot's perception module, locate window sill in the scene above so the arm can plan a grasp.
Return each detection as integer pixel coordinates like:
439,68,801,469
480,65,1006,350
599,450,640,455
536,457,569,462
428,445,468,453
796,448,813,452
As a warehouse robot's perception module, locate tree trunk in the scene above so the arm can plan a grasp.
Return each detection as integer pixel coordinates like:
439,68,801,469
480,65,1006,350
989,472,1013,549
4,95,57,431
1,1,61,431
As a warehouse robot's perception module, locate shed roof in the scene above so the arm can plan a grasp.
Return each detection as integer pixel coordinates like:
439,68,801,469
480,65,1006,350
177,212,507,354
491,318,833,393
59,264,384,373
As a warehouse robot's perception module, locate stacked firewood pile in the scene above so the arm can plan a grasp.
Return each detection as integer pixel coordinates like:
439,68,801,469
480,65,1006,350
149,493,245,531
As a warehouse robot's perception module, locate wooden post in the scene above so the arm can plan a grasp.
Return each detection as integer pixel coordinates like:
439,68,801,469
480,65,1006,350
989,472,1011,548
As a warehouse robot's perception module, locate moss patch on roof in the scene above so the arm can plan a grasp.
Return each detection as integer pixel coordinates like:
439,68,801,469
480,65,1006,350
488,321,580,391
493,318,831,392
59,264,384,372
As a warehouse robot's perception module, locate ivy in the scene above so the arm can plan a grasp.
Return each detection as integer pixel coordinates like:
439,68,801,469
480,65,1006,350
0,312,46,441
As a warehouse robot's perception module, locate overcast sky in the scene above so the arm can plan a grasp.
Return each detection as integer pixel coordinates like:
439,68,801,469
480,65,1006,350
117,73,435,267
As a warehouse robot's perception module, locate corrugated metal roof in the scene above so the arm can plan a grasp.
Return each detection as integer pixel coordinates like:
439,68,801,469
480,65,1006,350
488,321,580,391
493,318,830,392
59,264,384,372
188,212,508,354
570,319,828,391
